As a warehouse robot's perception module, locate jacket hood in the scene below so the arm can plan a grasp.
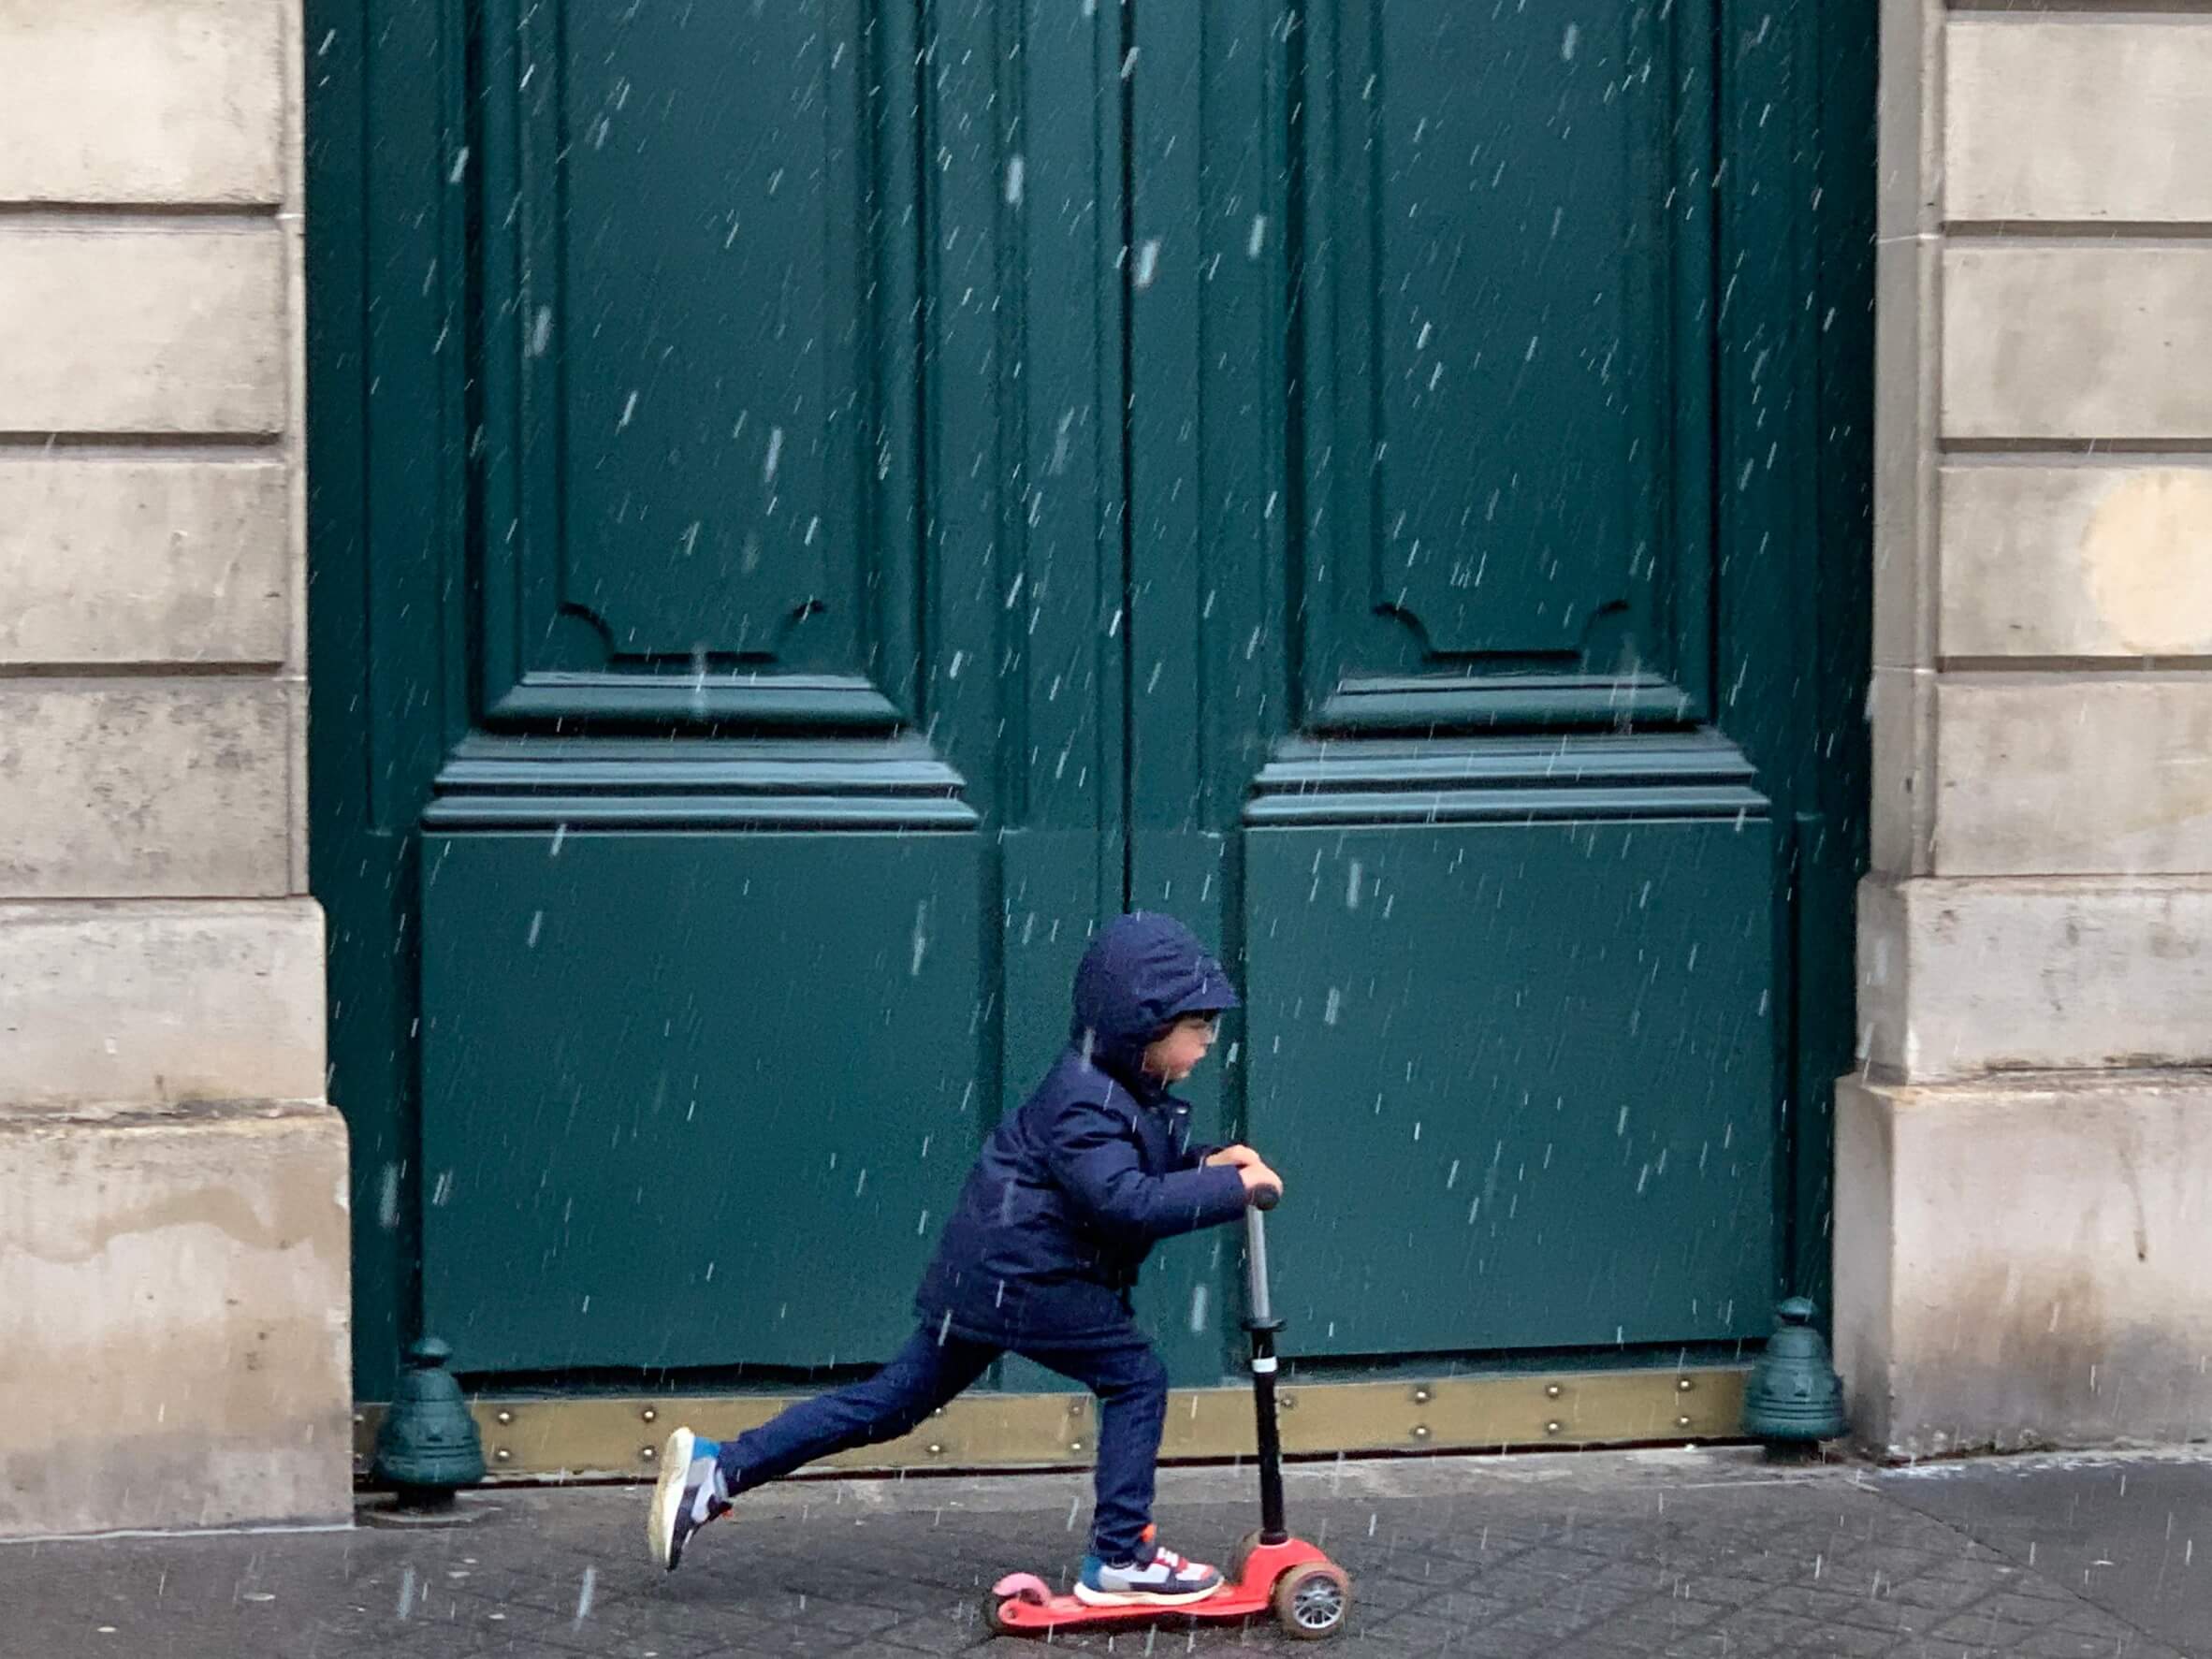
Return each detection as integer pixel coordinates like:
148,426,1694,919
1070,911,1241,1094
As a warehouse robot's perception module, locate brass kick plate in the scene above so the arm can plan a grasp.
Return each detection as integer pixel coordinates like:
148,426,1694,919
355,1367,1747,1481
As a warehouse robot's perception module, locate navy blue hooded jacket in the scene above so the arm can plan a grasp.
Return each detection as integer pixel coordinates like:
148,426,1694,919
914,913,1251,1350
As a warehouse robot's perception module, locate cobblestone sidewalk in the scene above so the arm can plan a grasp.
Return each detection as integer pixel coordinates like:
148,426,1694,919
3,1448,2205,1657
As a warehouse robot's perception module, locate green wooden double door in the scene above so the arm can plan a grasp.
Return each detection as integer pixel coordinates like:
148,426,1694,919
310,0,1871,1400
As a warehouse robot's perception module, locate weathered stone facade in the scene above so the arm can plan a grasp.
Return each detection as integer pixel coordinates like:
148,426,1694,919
1839,5,2212,1457
0,0,351,1537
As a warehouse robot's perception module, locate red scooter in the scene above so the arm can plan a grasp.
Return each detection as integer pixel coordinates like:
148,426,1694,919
984,1188,1353,1640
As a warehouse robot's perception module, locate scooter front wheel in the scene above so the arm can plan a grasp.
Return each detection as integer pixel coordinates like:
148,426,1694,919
1272,1562,1351,1639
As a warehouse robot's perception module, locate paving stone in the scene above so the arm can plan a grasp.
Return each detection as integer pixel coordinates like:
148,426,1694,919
2014,1630,2175,1659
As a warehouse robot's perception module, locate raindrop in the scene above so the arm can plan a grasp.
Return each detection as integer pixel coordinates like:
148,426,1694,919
1246,214,1268,259
764,426,785,484
573,1566,597,1627
617,391,638,431
527,910,544,947
1561,22,1579,61
1004,154,1026,208
1132,239,1161,291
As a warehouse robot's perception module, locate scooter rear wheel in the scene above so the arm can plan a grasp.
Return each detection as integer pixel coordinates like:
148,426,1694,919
1272,1562,1351,1639
983,1573,1050,1636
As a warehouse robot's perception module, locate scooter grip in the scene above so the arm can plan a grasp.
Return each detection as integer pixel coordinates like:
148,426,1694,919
1248,1182,1282,1212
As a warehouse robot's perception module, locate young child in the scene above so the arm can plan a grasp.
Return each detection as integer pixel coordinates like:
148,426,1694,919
648,910,1282,1606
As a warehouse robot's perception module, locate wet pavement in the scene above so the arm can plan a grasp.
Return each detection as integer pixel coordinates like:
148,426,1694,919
3,1447,2205,1656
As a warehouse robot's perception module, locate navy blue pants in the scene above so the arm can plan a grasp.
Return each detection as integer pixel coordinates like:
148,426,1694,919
713,1326,1170,1562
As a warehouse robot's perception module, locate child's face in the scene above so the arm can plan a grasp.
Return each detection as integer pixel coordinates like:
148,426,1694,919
1142,1012,1220,1084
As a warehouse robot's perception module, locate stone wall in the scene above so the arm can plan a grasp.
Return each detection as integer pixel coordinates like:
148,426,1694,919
0,0,351,1535
1841,5,2212,1456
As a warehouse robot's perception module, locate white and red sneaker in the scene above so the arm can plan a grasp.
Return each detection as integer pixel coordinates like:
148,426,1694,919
1073,1527,1226,1607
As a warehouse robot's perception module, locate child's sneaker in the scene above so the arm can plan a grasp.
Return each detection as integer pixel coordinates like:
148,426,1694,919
1072,1530,1225,1607
646,1427,728,1571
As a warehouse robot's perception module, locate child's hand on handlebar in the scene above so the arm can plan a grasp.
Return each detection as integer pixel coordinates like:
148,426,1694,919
1236,1160,1284,1200
1200,1143,1281,1201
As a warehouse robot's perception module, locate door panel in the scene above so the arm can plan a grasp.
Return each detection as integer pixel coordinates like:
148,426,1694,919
419,830,981,1373
550,6,860,665
1244,815,1776,1356
1356,3,1687,668
1292,0,1711,727
476,0,922,722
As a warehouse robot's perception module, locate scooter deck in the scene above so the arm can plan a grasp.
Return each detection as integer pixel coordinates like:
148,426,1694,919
987,1537,1335,1636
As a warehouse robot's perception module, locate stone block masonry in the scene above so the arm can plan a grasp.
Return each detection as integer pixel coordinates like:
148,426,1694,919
1844,4,2212,1458
0,0,349,1536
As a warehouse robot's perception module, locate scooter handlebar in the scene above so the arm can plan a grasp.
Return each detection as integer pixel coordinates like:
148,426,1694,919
1243,1191,1279,1332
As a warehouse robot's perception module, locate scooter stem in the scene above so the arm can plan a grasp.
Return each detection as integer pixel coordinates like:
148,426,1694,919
1244,1201,1290,1546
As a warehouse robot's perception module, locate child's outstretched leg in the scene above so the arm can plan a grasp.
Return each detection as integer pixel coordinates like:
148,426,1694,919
648,1329,995,1571
1032,1334,1226,1607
